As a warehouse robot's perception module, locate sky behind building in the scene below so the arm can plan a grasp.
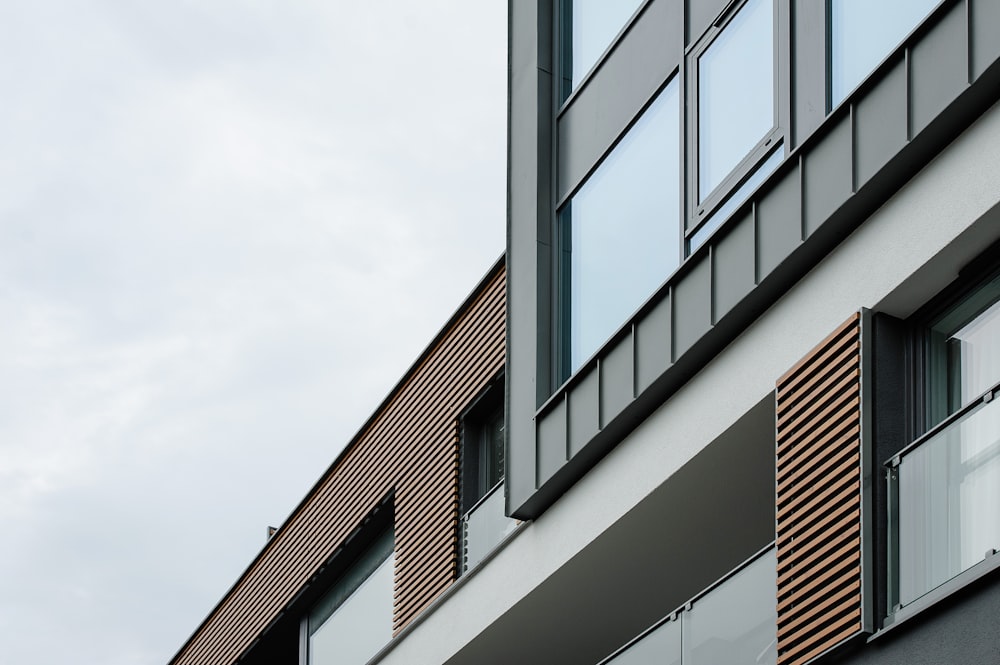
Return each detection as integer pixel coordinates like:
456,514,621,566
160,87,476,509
0,3,506,663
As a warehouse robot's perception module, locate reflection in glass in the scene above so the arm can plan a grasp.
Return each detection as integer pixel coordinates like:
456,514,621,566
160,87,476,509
698,0,774,202
682,550,777,665
462,482,518,573
604,617,681,665
830,0,939,106
561,80,680,374
561,0,645,97
925,274,1000,429
895,393,1000,606
308,529,394,665
688,144,782,254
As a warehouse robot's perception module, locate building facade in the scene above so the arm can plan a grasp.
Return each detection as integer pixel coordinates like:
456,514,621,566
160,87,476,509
171,1,1000,664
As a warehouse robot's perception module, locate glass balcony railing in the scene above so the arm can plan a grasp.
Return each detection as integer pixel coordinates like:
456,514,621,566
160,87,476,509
887,382,1000,617
461,482,517,574
599,547,777,665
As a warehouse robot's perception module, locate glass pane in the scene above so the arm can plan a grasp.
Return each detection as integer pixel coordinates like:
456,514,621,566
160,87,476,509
688,143,782,254
830,0,940,106
562,0,645,95
926,274,1000,427
604,618,681,665
683,549,777,665
698,0,774,202
463,483,517,572
309,531,394,665
562,79,680,374
897,394,1000,606
479,405,505,492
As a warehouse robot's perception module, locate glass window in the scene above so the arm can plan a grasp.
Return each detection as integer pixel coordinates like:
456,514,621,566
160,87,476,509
560,79,680,375
682,549,777,665
924,273,1000,429
830,0,940,106
307,527,394,665
697,0,775,203
560,0,645,98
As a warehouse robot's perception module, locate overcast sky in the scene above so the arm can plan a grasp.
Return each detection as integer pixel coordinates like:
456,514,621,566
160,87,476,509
0,3,506,663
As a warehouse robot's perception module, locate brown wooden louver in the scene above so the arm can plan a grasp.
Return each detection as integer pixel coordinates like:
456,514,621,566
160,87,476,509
170,262,506,665
775,312,867,665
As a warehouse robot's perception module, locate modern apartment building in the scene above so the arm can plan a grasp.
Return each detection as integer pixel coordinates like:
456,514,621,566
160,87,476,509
170,1,1000,664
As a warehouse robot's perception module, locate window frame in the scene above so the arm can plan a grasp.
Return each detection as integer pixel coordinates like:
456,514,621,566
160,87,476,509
685,0,788,247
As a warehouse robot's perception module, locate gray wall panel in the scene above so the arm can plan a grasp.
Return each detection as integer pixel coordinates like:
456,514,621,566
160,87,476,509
557,0,683,201
792,0,828,147
537,397,567,487
855,61,908,187
568,368,600,457
673,257,712,358
912,2,969,136
804,115,853,237
757,164,802,280
972,0,1000,80
636,294,672,393
712,211,755,322
600,332,635,428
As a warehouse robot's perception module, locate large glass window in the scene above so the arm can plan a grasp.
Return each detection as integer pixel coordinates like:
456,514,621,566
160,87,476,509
696,0,775,205
307,527,394,665
559,79,680,375
924,273,1000,429
560,0,645,98
830,0,940,107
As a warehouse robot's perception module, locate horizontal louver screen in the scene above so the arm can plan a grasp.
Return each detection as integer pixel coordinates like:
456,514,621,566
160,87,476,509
172,264,506,665
775,313,863,665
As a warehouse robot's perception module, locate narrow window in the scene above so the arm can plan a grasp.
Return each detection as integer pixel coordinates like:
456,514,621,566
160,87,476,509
696,0,775,205
460,379,515,572
559,79,680,376
829,0,940,107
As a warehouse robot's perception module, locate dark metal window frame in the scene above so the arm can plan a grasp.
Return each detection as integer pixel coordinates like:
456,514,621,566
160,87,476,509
685,0,789,244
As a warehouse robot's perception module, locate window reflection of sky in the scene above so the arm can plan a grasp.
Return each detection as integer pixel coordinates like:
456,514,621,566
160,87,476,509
564,80,679,373
569,0,645,90
698,0,773,202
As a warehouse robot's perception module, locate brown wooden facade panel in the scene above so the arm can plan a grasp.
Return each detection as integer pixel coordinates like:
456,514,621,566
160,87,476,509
775,312,864,665
172,263,506,665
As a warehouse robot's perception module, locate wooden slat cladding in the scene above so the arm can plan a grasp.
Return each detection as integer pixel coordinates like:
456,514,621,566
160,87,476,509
775,313,864,665
171,263,506,665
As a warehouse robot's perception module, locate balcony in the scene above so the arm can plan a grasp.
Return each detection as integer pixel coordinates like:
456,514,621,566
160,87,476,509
887,382,1000,624
461,482,517,574
598,547,776,665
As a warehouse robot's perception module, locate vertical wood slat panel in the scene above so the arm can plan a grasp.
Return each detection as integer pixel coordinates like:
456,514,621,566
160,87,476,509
775,313,863,665
171,263,506,665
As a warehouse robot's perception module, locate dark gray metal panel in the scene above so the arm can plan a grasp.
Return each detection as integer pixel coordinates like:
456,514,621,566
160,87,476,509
972,0,1000,80
673,257,712,359
791,0,827,147
506,0,552,514
536,397,567,487
600,331,635,428
855,60,908,188
636,294,672,394
712,211,755,322
803,114,853,237
568,366,600,457
756,163,802,280
911,2,969,135
557,0,683,201
686,0,729,46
